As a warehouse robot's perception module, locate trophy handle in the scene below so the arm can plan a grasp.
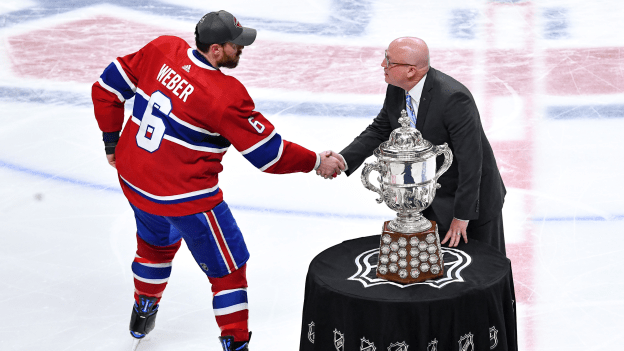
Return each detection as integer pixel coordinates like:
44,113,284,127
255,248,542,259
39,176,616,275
433,143,453,189
361,162,384,204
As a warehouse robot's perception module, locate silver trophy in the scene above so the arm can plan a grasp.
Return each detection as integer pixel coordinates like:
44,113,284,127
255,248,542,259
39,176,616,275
362,110,453,283
361,110,453,233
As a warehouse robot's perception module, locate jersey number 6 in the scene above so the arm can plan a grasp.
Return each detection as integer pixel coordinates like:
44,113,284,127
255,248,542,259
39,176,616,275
248,116,265,133
136,91,171,152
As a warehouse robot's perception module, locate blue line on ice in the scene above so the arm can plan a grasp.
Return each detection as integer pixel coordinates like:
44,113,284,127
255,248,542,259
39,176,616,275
0,86,379,118
0,159,385,220
547,105,624,119
0,159,121,192
533,215,624,221
4,86,623,120
2,158,622,222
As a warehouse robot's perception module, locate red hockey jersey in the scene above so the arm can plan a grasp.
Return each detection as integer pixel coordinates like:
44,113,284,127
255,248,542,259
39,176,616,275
92,36,318,216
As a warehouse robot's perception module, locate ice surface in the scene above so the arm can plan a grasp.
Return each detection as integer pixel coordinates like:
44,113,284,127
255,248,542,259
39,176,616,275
0,0,623,350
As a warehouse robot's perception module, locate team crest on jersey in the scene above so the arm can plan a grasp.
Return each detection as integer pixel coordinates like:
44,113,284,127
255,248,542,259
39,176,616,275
334,329,345,351
427,339,438,351
459,333,474,351
308,322,315,344
233,16,242,28
360,337,376,351
348,247,471,288
489,326,498,349
387,341,408,351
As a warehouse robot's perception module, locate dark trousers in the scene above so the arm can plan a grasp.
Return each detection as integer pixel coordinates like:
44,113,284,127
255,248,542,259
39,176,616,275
466,213,506,256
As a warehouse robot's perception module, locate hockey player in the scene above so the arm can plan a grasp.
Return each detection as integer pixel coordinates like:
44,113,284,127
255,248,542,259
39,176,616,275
92,10,345,351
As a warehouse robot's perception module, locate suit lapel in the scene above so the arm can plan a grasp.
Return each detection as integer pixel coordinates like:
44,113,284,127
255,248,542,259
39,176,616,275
416,67,435,131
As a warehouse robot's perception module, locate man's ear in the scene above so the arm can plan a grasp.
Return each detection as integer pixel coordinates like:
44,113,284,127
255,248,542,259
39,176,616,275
210,43,222,54
406,66,418,79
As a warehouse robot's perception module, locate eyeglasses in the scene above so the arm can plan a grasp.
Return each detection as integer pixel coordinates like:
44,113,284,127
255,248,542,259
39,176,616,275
384,50,415,68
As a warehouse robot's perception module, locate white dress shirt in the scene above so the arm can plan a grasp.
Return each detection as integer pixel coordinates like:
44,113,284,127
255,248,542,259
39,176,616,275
406,73,427,114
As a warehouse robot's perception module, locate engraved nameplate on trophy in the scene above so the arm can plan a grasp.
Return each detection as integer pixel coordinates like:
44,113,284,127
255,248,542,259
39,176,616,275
361,110,453,283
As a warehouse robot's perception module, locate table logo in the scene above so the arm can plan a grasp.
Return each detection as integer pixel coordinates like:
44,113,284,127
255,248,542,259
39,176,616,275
428,339,438,351
308,322,315,344
388,341,408,351
489,326,498,349
334,329,345,351
348,247,472,288
360,337,376,351
459,333,474,351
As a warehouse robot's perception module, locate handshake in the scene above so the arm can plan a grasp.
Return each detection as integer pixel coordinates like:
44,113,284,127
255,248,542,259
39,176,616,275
316,150,346,179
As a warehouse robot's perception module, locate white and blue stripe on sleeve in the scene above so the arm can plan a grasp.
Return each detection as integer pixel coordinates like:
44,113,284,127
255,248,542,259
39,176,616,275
98,59,137,102
240,131,284,172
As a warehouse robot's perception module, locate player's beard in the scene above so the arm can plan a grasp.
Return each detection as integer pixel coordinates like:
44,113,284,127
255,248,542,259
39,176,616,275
218,49,242,69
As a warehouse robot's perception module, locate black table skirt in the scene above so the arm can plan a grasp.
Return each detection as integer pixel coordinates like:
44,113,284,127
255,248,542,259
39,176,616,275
299,235,517,351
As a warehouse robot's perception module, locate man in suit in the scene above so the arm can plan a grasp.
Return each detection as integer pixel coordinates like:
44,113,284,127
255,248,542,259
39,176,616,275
320,37,507,255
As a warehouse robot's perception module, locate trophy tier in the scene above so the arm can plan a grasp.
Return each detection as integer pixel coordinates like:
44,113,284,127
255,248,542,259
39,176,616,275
376,220,445,284
387,211,432,233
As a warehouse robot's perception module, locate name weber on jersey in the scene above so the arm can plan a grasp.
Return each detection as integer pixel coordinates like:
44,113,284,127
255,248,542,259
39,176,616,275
92,36,319,217
157,64,194,102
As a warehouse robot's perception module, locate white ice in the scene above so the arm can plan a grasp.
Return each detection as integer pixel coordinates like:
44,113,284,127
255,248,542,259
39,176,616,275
0,0,623,350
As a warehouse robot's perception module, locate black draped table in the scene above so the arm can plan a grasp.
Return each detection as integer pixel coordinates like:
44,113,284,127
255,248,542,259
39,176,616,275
299,235,517,351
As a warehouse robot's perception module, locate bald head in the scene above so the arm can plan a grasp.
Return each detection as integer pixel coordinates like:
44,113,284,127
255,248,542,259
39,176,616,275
382,37,430,91
390,37,430,70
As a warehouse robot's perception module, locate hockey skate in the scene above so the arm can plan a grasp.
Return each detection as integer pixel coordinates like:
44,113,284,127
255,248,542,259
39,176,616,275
128,295,159,350
219,331,252,351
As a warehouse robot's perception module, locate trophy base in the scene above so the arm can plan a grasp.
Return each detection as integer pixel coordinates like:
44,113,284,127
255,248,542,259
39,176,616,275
376,220,445,284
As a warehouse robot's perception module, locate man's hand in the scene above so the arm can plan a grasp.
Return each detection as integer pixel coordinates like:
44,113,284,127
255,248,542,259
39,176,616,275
106,154,117,169
320,150,344,161
316,151,345,179
441,218,468,247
